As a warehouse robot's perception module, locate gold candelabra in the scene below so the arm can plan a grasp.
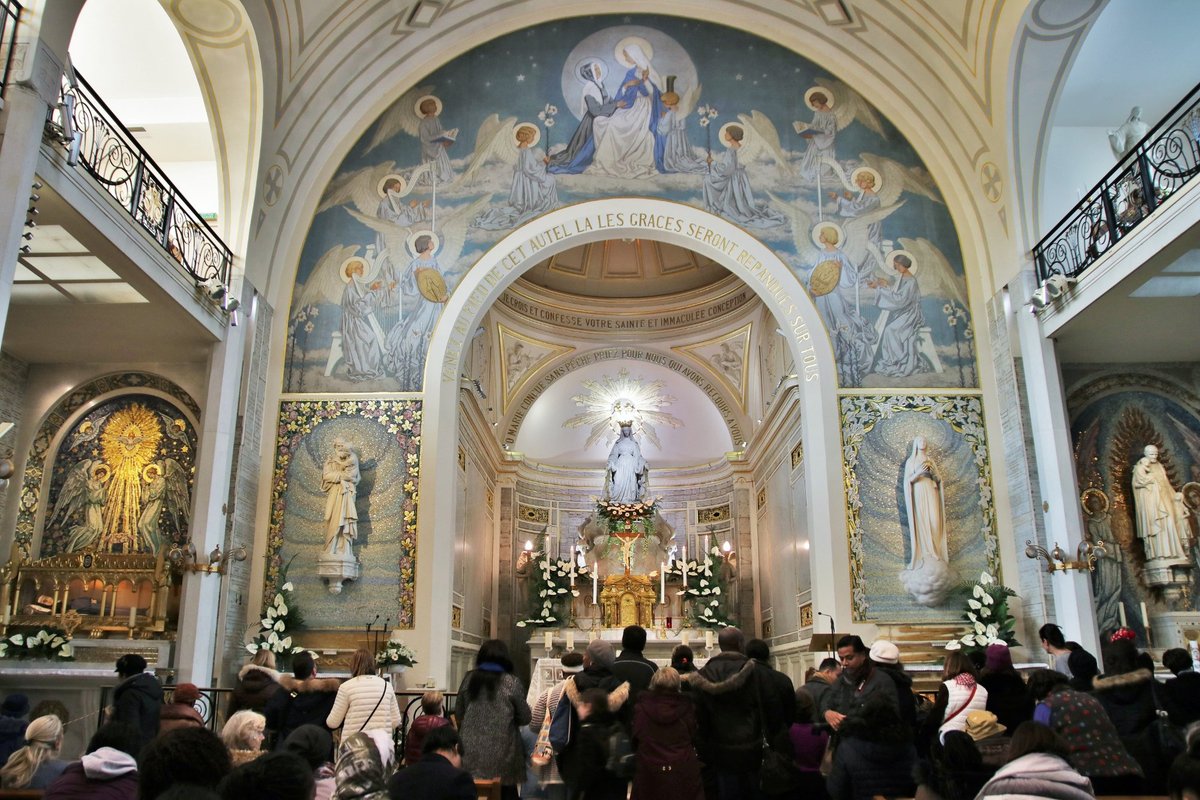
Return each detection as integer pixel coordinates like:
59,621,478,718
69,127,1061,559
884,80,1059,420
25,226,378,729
1024,539,1105,573
167,541,246,575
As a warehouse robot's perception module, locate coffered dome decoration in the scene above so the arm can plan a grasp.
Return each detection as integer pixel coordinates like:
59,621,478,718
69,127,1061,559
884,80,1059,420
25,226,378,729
521,239,730,298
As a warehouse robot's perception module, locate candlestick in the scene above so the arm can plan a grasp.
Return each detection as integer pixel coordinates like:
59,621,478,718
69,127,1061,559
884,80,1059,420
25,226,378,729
128,606,137,629
660,563,666,604
566,631,575,651
1118,602,1127,628
2,605,9,627
681,629,689,646
543,631,553,650
569,558,575,587
592,561,599,605
705,629,714,650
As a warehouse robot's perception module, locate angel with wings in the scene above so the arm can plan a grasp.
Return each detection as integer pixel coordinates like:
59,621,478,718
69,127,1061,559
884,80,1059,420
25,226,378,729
473,123,559,231
702,122,784,228
655,76,706,173
362,84,456,184
795,79,887,182
52,459,108,553
868,238,965,378
292,245,386,380
137,459,190,553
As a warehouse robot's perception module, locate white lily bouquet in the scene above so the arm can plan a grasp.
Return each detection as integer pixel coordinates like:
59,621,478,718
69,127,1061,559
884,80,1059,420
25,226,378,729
0,627,74,660
669,545,735,629
515,546,586,628
248,556,305,661
945,571,1019,654
377,640,417,668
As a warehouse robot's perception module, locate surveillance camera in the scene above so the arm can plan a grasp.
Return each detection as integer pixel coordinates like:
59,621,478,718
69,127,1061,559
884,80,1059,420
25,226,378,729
224,298,240,313
208,283,227,301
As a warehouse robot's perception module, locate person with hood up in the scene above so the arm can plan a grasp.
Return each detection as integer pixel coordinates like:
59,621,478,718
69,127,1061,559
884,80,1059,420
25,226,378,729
43,722,141,800
687,626,767,800
230,650,282,715
283,724,335,800
978,643,1032,731
631,666,701,800
975,721,1095,800
1091,638,1163,791
0,693,29,765
160,683,205,735
109,653,163,751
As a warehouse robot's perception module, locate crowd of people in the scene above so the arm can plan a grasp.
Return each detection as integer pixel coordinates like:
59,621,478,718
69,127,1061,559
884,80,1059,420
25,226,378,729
0,622,1197,799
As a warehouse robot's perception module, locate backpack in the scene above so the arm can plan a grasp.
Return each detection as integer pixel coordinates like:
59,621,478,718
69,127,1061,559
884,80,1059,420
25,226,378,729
605,723,636,779
549,690,575,754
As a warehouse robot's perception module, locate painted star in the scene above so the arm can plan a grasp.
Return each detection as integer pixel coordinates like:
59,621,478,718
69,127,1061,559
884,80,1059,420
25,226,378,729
735,74,743,81
516,74,525,82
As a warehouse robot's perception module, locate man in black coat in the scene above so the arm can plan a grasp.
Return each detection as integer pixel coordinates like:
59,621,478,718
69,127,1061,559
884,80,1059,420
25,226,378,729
611,625,657,700
265,651,342,748
820,635,898,730
1160,647,1200,727
109,653,162,750
746,638,796,738
388,726,475,800
689,626,766,800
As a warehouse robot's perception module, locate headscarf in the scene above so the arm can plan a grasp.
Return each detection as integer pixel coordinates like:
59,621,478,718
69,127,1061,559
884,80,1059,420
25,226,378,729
334,732,389,800
283,724,332,771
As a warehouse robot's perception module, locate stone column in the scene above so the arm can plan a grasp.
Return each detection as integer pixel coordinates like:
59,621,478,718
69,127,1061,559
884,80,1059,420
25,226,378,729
174,285,247,685
1012,270,1101,658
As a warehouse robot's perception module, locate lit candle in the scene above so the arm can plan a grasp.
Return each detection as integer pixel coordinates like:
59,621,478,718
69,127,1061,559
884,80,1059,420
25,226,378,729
705,630,714,650
592,561,599,604
543,631,553,650
660,563,666,604
566,631,575,651
568,558,575,587
1118,602,1127,628
1140,601,1150,630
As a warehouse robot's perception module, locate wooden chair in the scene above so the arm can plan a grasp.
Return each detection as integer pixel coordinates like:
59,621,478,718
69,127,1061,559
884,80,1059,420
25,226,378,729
474,778,501,800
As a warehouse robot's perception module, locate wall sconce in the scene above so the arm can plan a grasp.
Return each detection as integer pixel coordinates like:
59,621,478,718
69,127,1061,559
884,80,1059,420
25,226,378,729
1024,538,1105,573
516,540,534,571
721,540,734,556
167,541,247,575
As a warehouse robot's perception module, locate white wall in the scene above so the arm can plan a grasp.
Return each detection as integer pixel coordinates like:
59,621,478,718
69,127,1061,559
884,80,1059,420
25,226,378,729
1041,126,1118,230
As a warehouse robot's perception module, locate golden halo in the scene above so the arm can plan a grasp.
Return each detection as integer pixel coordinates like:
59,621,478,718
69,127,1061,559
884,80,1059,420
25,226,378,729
91,463,110,482
574,57,607,83
1080,488,1110,516
377,173,407,198
884,249,918,274
805,86,835,110
851,166,882,191
810,221,845,248
614,36,654,67
414,94,443,116
1182,481,1200,511
514,123,541,147
717,122,745,148
142,463,162,483
340,256,369,284
407,230,441,258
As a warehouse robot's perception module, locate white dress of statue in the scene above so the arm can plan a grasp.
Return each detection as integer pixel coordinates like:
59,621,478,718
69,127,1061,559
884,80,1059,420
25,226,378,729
899,436,955,606
1108,106,1150,160
1131,445,1192,566
318,438,362,593
606,424,648,504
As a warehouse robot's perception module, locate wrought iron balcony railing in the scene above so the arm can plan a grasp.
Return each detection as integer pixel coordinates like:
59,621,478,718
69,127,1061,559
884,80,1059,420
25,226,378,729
0,1,20,107
49,69,232,290
1034,81,1200,285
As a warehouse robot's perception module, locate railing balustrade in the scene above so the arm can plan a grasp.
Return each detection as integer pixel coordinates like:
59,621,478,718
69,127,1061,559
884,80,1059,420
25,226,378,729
0,1,20,106
49,69,232,291
1034,81,1200,285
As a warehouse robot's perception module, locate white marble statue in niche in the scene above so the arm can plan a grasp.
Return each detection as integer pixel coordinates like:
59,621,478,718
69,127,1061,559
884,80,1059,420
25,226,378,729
899,436,955,606
1131,445,1192,565
1107,106,1150,160
318,437,362,593
605,423,648,505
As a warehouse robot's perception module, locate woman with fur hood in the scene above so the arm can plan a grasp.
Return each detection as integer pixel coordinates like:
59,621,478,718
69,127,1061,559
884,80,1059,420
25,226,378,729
230,650,282,715
1091,638,1165,793
975,721,1095,799
631,666,701,800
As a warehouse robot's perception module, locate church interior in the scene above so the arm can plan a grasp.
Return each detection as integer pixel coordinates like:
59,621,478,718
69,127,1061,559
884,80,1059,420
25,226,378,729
0,0,1197,767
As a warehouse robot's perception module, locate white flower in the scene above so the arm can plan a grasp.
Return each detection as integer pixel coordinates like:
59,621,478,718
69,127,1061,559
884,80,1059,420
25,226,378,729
538,590,547,598
974,622,986,635
546,617,557,622
981,593,994,606
945,640,962,651
713,587,722,595
267,632,280,645
274,593,285,606
262,618,274,629
281,636,292,649
50,637,63,648
980,572,993,585
699,580,709,588
968,599,981,610
516,621,527,627
245,643,259,654
282,582,294,592
985,624,998,638
266,607,278,620
276,602,288,616
978,606,992,619
972,585,985,599
59,644,72,658
8,635,22,646
544,119,555,128
274,621,285,632
710,600,719,607
967,612,978,624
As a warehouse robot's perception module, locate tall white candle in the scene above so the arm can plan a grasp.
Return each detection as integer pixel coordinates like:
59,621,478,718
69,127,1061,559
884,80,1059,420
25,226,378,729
592,561,599,604
705,630,714,650
1118,602,1127,628
568,559,575,587
2,605,9,626
566,631,575,651
660,563,666,604
681,629,689,647
543,631,553,650
1140,601,1150,629
128,606,136,629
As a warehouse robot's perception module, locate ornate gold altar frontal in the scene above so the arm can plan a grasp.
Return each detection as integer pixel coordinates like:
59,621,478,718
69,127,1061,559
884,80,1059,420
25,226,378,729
599,574,655,628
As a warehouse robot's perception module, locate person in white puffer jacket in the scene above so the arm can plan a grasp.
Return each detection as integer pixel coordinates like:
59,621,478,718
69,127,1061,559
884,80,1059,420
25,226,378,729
326,649,402,735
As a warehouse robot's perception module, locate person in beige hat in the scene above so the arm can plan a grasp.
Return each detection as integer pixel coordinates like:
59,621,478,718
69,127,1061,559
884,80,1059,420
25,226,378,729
963,709,1010,767
869,640,917,734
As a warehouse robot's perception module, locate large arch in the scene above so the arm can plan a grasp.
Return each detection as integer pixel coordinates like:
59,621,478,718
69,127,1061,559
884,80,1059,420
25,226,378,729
417,198,845,683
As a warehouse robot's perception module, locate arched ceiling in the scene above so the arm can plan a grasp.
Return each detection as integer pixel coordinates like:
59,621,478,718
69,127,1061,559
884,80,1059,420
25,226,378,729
521,239,730,298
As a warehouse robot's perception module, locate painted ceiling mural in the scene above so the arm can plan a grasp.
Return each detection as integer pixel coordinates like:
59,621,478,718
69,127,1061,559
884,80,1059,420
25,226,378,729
287,15,975,392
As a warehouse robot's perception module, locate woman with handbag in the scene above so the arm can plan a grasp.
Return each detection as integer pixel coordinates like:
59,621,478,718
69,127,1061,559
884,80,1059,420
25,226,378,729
528,652,584,800
920,652,988,749
326,650,402,735
454,639,531,800
631,667,702,800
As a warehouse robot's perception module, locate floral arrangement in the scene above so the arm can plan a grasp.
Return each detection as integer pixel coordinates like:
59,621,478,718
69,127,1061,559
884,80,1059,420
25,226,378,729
248,555,306,661
669,545,736,629
0,627,73,661
1109,627,1136,643
945,572,1019,653
377,640,418,668
515,543,588,628
596,497,658,522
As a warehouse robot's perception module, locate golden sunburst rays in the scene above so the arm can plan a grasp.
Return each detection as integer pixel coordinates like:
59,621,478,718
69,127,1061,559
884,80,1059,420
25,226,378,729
99,404,162,552
562,368,682,449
